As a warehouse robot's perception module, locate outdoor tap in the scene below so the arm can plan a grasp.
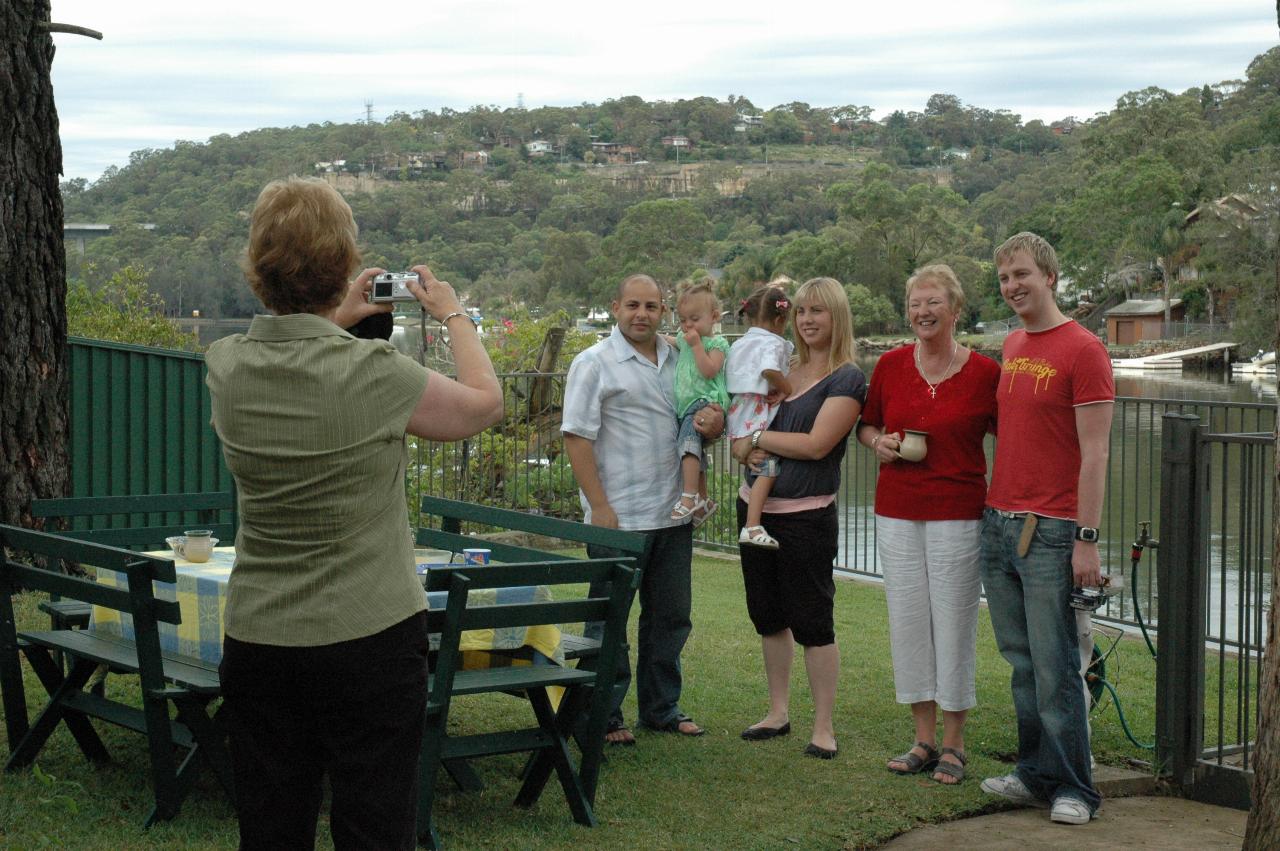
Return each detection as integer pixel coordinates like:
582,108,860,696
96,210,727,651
1131,521,1157,562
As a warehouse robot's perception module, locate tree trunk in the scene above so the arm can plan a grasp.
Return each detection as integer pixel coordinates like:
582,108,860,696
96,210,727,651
0,0,70,527
1243,234,1280,849
1161,258,1172,327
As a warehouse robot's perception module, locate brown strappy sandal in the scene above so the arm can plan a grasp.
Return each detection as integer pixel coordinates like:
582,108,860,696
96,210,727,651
887,741,939,775
932,747,967,784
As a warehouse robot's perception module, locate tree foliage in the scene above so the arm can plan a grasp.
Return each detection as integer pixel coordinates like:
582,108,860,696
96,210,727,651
58,46,1280,349
67,266,201,351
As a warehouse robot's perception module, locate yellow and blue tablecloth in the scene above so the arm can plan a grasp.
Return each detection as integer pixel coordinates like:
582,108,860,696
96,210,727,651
90,547,233,664
90,549,562,668
425,583,563,666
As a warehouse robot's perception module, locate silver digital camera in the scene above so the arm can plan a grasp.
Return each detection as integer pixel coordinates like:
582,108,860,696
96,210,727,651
1069,586,1106,611
369,272,420,303
1069,574,1122,611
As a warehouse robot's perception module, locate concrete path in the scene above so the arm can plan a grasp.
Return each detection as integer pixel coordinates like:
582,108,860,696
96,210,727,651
883,765,1249,850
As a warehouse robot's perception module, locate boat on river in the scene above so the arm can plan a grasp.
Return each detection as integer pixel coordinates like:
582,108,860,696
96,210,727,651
1231,349,1276,376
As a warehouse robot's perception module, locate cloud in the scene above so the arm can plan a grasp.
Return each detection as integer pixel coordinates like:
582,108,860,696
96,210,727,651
48,0,1279,181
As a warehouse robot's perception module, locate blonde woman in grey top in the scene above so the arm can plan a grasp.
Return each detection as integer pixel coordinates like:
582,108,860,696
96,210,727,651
206,176,502,850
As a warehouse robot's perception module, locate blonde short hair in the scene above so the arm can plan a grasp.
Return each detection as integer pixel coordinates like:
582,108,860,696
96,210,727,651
793,277,856,374
994,232,1059,289
675,277,719,317
243,177,360,315
905,264,966,319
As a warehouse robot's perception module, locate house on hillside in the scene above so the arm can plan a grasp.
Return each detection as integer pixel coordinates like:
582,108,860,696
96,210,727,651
590,141,641,164
375,151,448,177
1105,299,1185,344
525,139,555,157
461,150,490,169
480,134,521,151
1184,193,1261,227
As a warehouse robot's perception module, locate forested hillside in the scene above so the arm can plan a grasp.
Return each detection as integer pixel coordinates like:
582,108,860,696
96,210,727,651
63,47,1279,348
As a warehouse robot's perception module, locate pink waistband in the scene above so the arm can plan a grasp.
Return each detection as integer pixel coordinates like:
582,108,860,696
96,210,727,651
738,483,836,514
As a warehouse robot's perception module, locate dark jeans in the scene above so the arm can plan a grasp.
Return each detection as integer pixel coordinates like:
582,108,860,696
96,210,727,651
980,509,1100,813
586,522,693,728
219,612,430,850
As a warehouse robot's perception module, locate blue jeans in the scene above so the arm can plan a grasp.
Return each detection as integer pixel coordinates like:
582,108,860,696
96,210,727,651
980,509,1100,813
586,522,694,728
676,400,711,473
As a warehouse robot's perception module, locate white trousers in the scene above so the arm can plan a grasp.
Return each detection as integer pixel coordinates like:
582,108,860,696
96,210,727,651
876,515,981,711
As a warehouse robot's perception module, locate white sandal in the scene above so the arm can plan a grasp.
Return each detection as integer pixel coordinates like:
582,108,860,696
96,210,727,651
692,497,718,528
670,492,698,522
739,525,779,549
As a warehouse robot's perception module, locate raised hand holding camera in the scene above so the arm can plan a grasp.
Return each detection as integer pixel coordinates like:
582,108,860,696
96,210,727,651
368,271,421,303
405,264,469,326
333,267,394,329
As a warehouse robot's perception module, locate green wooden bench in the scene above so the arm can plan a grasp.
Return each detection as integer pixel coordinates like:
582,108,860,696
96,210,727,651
417,495,648,564
416,496,649,664
418,558,639,850
0,524,233,827
29,491,237,631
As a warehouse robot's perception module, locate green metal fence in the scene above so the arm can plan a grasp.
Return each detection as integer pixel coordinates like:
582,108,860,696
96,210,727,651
65,337,233,533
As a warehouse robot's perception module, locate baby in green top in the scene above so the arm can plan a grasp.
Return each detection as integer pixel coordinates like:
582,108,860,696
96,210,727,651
670,279,731,526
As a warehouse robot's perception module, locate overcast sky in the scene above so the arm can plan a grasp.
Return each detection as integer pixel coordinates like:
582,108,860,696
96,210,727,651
49,0,1278,183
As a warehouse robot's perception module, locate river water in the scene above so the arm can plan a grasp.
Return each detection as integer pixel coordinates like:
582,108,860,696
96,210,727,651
834,354,1276,641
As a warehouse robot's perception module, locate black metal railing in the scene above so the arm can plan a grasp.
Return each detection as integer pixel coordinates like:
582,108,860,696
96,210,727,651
1100,398,1274,641
1153,413,1272,810
409,379,1274,640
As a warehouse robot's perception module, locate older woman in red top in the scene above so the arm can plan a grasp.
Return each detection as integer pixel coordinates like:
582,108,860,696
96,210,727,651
856,264,999,785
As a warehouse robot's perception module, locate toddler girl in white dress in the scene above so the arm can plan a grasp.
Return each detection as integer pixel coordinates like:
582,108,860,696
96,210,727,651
726,283,793,549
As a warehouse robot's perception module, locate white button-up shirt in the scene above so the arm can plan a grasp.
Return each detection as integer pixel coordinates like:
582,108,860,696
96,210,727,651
562,325,681,530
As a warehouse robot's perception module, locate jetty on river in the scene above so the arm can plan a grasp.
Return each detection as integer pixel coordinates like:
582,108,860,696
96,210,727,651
1111,341,1239,371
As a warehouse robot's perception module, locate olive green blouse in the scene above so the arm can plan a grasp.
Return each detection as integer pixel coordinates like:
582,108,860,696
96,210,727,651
206,313,429,646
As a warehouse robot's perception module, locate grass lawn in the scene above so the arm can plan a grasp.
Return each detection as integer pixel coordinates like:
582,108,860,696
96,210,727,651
0,552,1162,850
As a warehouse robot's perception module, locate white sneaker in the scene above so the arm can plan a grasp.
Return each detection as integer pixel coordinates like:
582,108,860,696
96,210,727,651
980,773,1047,807
1050,796,1093,825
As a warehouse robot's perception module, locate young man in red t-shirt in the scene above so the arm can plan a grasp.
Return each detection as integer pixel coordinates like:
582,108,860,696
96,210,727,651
978,233,1114,825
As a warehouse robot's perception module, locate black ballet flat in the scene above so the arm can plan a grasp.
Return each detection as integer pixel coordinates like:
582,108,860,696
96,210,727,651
804,742,838,760
740,722,791,741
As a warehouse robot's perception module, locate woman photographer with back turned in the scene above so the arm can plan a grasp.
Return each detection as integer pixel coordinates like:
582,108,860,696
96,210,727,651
206,176,502,850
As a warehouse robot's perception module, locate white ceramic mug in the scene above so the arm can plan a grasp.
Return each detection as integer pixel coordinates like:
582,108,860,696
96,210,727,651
176,529,214,563
898,430,929,463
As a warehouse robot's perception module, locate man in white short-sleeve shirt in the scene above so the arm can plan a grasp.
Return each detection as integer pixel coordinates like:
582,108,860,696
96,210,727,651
562,274,721,743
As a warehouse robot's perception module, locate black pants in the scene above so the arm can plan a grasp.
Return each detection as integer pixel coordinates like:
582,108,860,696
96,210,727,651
737,500,838,647
220,612,430,850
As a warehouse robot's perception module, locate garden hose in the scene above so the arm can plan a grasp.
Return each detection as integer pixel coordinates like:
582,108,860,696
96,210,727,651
1090,674,1156,750
1083,523,1159,751
1129,525,1158,659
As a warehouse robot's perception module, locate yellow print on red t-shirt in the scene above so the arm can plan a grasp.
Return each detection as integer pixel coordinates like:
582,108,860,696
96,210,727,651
1003,356,1058,393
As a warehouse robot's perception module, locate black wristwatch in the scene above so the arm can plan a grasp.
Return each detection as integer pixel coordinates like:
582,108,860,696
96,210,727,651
1074,526,1100,543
